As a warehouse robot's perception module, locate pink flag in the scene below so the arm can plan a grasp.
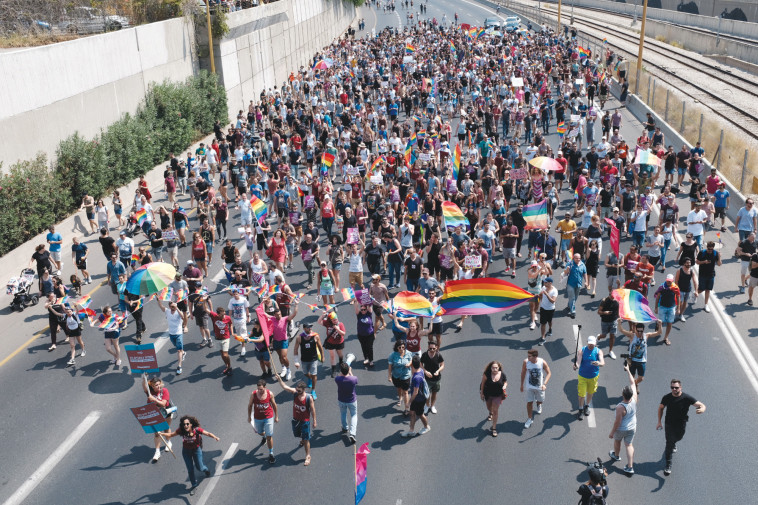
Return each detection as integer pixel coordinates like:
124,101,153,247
604,218,620,257
255,305,273,348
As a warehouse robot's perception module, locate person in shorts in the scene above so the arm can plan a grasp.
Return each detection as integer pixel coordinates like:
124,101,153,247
274,377,317,466
619,322,661,394
654,274,680,344
248,379,279,464
208,306,233,376
520,349,552,429
597,293,620,359
293,323,324,399
228,290,250,356
573,335,604,420
156,299,187,374
388,340,412,414
608,362,638,475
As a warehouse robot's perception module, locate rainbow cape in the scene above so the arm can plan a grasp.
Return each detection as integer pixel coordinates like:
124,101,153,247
523,200,549,230
442,201,469,230
612,289,658,323
392,291,435,318
440,278,533,315
135,209,148,227
453,143,461,181
250,195,268,222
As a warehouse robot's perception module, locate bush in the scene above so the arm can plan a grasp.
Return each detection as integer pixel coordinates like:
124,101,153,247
0,70,227,256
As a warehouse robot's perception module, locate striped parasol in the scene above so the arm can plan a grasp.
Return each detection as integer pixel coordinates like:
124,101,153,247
125,262,176,296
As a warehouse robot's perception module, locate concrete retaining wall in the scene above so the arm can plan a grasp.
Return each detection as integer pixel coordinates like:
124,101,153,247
0,18,198,171
201,0,356,119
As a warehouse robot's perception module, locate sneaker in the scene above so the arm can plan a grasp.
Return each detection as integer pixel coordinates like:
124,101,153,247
704,305,710,313
115,359,121,366
348,435,356,444
430,406,438,414
189,486,197,496
529,321,536,330
673,444,678,453
609,351,617,360
680,314,686,322
664,465,672,476
280,367,288,379
152,450,161,462
577,409,584,420
623,465,634,474
208,340,214,348
538,337,546,346
419,426,431,435
268,454,276,464
80,350,86,357
609,450,621,461
285,369,291,381
311,390,317,400
739,285,746,294
424,406,431,415
341,427,348,434
535,404,542,414
176,367,183,375
546,330,553,337
165,441,172,452
67,359,75,366
524,418,534,429
240,346,247,356
400,431,412,438
307,378,313,388
583,405,590,416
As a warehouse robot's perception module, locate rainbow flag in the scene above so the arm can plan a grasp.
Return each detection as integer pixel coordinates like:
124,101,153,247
577,46,590,59
345,64,355,78
98,314,114,329
135,208,148,227
523,200,549,230
442,201,469,230
392,291,435,318
612,289,658,323
257,161,269,173
341,287,355,301
370,156,384,174
417,129,426,140
297,186,305,198
404,135,416,166
269,285,282,295
405,43,416,54
133,297,144,311
131,254,140,265
603,37,608,45
453,144,461,181
75,294,91,308
449,40,456,53
306,303,319,312
355,442,371,505
440,278,533,315
467,130,473,147
174,289,187,302
158,287,173,302
322,152,335,167
477,27,485,39
250,195,268,222
557,121,567,136
78,307,96,320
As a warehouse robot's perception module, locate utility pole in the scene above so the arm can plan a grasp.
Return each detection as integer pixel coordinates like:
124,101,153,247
634,0,648,94
205,0,216,74
557,0,562,30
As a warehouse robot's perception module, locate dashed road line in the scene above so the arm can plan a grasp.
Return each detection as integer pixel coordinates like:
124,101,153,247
196,442,239,505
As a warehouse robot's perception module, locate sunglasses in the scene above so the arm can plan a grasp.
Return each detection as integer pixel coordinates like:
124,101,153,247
670,386,680,390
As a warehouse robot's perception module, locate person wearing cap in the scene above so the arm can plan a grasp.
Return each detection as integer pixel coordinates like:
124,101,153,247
292,322,324,400
653,274,680,344
573,334,605,420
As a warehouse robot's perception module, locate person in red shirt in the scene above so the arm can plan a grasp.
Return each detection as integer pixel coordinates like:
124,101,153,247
248,379,279,464
166,415,220,495
142,376,173,463
274,375,317,466
209,305,233,376
555,151,568,192
319,310,346,377
634,255,655,289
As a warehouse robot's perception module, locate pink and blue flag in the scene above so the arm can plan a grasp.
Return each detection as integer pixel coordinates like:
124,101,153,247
355,442,371,504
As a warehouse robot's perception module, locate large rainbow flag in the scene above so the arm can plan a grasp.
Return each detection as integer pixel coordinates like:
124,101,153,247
523,200,549,230
612,289,658,323
441,201,469,230
440,278,533,315
577,46,590,59
392,291,435,318
405,43,416,54
452,143,461,181
250,195,268,222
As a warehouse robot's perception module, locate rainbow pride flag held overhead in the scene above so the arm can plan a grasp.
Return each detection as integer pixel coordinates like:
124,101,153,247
442,201,469,230
557,121,567,135
341,287,355,301
440,278,533,316
405,43,416,54
257,161,269,173
612,289,658,323
523,200,549,230
449,40,456,53
135,209,148,227
577,46,590,59
157,287,172,302
370,156,385,174
453,144,461,181
355,442,371,505
250,195,268,222
322,152,335,167
392,291,435,318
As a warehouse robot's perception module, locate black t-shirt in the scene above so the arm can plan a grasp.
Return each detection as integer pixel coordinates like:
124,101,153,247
679,242,698,265
32,250,53,273
299,242,319,262
404,257,423,280
148,229,163,248
751,252,758,279
696,250,718,278
365,243,385,263
739,239,756,262
99,236,116,256
229,262,249,279
577,484,609,505
189,292,207,317
660,392,697,425
599,297,619,323
421,351,444,382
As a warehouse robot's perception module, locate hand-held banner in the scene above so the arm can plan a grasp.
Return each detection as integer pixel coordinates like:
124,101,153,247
124,344,159,374
131,403,170,434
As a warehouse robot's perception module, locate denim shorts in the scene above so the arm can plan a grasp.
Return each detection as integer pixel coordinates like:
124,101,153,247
169,333,184,351
658,305,676,324
253,417,274,437
291,419,311,440
273,339,288,350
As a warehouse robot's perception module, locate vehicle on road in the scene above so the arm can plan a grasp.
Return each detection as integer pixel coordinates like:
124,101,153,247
58,6,130,35
505,16,521,32
484,17,501,29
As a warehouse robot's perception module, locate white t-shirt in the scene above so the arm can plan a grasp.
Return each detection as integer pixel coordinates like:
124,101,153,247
165,308,184,335
687,210,707,236
540,285,558,310
228,297,249,322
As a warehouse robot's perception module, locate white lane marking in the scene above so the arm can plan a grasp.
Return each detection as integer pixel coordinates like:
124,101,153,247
708,294,758,395
154,332,170,354
586,401,597,428
3,411,102,505
196,443,239,505
395,11,402,30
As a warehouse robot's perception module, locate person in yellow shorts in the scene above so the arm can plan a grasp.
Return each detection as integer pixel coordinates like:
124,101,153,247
573,335,605,420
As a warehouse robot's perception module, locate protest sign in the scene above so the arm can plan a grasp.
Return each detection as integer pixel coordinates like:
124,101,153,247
464,255,482,269
131,403,170,434
347,228,360,244
510,167,529,180
124,344,159,374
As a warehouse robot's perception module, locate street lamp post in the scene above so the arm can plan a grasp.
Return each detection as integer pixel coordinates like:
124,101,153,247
634,0,648,94
558,0,562,30
570,0,575,25
205,0,216,74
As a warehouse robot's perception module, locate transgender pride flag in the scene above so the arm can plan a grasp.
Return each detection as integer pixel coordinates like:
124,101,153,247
355,442,371,504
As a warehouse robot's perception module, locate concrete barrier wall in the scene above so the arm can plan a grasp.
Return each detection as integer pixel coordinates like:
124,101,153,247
203,0,356,119
0,18,198,171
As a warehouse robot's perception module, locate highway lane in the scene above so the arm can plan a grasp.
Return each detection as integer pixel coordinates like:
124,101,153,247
2,4,758,504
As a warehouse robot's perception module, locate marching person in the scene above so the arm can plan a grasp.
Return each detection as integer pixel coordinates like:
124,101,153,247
335,361,359,444
156,298,188,375
142,376,173,463
520,349,552,429
165,415,220,495
292,322,325,399
480,360,508,437
248,379,279,464
275,375,317,466
657,379,707,476
573,335,605,420
401,355,431,437
608,360,638,475
421,341,445,415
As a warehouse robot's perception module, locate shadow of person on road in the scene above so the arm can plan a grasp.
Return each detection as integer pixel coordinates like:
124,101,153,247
369,430,415,451
112,482,191,505
82,445,157,471
88,368,135,394
521,410,576,441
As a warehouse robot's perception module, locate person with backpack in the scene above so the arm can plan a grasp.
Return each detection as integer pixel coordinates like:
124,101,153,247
274,375,317,466
401,355,431,437
577,465,609,505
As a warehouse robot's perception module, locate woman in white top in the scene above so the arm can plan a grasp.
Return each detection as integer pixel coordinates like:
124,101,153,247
95,199,110,230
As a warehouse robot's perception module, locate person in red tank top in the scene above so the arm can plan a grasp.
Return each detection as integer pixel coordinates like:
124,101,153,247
274,376,317,466
392,317,431,357
248,380,279,464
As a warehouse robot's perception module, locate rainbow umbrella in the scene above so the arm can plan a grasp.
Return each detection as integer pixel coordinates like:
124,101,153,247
312,59,333,70
529,156,563,172
125,262,176,296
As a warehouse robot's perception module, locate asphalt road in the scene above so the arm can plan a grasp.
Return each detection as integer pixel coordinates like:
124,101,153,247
1,2,757,504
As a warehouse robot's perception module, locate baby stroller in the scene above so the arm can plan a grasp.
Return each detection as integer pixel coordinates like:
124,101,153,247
7,268,39,312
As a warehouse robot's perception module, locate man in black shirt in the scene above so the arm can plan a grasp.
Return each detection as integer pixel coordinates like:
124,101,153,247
509,204,527,257
737,232,756,294
98,228,117,260
420,343,444,415
657,379,706,475
597,294,620,359
364,235,386,275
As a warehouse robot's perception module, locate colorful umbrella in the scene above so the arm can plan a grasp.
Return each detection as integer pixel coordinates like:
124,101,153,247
312,59,333,70
125,262,176,296
529,156,563,172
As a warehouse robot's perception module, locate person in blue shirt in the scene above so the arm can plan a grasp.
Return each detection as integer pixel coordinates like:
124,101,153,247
712,182,730,232
564,253,588,318
273,185,291,224
46,225,63,274
71,236,91,284
572,335,605,420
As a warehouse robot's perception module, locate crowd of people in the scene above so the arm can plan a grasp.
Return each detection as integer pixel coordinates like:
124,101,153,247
25,7,732,494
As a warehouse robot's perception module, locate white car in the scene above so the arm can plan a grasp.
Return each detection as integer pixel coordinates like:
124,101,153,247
59,6,130,34
505,16,521,32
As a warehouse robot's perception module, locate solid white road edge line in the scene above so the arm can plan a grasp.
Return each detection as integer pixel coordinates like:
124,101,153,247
3,411,102,505
196,442,239,505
